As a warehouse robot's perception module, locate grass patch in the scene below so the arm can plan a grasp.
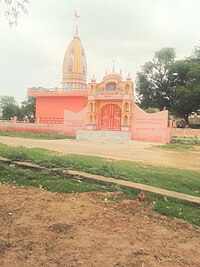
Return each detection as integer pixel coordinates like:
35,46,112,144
0,143,56,162
0,162,134,196
155,143,196,152
155,138,200,152
154,198,200,226
0,143,199,198
0,162,199,226
0,131,74,140
172,138,200,146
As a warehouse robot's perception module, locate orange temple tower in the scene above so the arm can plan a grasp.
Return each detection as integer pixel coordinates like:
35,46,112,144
28,27,88,124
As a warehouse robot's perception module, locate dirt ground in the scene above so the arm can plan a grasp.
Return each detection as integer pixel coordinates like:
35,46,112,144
1,137,200,266
0,136,200,171
0,184,200,267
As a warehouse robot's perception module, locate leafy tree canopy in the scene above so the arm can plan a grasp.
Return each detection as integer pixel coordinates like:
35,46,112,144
190,46,200,62
20,96,36,122
172,60,200,123
136,46,200,124
0,96,36,121
0,96,20,119
136,47,176,110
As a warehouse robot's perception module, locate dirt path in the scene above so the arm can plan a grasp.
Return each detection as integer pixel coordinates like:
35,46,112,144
0,136,200,171
1,184,200,267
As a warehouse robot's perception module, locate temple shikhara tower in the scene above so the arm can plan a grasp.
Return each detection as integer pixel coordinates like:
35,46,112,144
62,27,87,92
28,26,172,143
28,27,88,124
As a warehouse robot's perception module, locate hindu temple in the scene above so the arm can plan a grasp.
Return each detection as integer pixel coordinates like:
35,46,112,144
28,27,172,143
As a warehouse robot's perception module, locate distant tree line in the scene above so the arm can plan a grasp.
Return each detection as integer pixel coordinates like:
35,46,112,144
0,96,35,122
136,46,200,125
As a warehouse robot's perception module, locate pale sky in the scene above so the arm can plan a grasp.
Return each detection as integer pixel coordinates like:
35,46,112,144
0,0,200,103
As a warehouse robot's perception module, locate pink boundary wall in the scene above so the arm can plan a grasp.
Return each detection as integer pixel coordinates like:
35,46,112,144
132,104,172,144
2,121,200,143
0,105,172,143
0,122,76,136
64,107,87,135
0,108,87,137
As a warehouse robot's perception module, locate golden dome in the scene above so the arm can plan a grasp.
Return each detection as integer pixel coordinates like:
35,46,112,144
62,29,87,91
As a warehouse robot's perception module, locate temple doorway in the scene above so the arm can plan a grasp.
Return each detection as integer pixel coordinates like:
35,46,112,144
100,104,121,131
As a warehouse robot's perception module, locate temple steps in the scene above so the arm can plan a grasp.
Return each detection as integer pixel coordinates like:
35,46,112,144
76,130,131,142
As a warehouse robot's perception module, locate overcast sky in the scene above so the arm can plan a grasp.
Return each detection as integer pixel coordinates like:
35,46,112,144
0,0,200,103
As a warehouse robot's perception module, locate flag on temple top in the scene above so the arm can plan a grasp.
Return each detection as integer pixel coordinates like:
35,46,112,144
74,11,80,19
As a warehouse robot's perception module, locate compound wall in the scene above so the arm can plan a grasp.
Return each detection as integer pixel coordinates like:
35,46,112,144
132,104,172,144
0,122,75,136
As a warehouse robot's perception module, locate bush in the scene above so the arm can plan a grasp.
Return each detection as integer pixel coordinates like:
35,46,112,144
190,124,200,129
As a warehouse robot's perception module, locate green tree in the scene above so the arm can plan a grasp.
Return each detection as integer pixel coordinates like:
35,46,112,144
0,96,20,120
172,59,200,124
136,47,176,111
20,96,36,122
190,46,200,62
136,46,200,125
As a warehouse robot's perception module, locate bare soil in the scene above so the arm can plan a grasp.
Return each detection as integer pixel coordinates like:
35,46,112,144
0,136,200,171
1,184,200,267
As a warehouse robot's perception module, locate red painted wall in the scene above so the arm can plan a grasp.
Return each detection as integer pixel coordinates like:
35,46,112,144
36,96,87,122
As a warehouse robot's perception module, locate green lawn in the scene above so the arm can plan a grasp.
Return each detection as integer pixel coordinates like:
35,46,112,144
0,143,199,197
0,131,74,139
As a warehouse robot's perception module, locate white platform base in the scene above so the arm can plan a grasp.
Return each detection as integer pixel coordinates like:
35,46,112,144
76,130,132,142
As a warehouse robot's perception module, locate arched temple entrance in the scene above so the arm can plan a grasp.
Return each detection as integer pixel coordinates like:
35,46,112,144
100,104,121,131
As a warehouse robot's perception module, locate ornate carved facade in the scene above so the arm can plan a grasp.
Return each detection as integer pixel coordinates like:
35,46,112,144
87,72,134,131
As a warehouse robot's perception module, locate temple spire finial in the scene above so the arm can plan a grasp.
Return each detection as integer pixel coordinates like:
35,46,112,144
75,25,79,36
73,11,80,37
112,60,115,72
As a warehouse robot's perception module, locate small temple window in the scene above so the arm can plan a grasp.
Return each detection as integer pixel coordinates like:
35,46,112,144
90,102,93,112
125,84,130,94
124,102,129,112
89,115,93,124
124,115,128,125
106,82,117,91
